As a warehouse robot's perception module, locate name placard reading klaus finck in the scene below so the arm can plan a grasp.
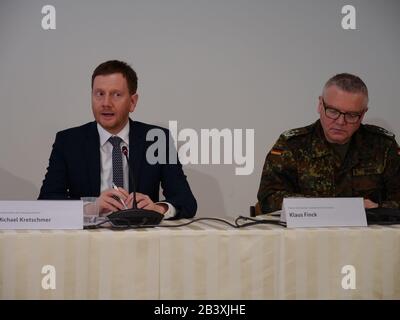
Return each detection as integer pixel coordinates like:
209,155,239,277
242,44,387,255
281,197,367,228
0,201,83,229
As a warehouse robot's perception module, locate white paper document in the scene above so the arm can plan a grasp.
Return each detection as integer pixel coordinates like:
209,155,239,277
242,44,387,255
0,200,83,229
282,197,367,228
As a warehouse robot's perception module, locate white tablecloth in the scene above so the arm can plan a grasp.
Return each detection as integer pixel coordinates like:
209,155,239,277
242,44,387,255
1,220,399,299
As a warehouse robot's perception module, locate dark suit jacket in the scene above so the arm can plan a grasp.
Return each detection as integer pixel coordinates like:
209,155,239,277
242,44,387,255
38,119,197,218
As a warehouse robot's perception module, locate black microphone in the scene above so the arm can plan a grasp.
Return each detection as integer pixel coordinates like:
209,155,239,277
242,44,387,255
106,145,163,227
121,146,137,209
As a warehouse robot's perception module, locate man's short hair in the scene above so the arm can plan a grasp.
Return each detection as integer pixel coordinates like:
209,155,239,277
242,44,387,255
323,73,369,106
91,60,138,94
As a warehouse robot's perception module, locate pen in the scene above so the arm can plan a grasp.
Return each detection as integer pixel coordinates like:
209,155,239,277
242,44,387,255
112,182,128,209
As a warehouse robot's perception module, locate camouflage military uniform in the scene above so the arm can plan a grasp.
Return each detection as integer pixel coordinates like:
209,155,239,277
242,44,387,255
257,120,400,213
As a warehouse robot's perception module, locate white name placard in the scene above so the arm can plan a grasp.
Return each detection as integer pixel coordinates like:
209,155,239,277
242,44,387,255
281,198,367,228
0,201,83,229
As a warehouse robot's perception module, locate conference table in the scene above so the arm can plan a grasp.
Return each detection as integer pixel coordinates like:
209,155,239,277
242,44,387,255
0,217,399,299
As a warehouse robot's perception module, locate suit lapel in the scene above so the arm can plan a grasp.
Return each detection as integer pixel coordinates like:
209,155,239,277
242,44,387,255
129,119,146,193
85,122,101,196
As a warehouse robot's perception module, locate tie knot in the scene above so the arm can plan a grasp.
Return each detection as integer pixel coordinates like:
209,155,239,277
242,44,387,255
109,136,123,148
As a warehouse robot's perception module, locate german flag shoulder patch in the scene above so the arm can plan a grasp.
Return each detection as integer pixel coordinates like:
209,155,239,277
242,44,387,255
270,148,283,156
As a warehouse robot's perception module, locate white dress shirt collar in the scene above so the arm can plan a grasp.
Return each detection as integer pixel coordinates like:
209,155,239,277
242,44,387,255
97,121,130,147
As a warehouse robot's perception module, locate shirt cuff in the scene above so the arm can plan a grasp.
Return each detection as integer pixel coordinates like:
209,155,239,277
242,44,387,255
156,202,177,219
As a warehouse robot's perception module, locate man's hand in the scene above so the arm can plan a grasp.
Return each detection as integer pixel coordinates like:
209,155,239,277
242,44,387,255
98,187,130,214
364,198,379,209
126,192,168,214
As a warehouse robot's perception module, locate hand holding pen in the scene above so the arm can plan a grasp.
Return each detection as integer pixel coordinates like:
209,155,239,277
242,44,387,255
112,182,128,209
96,186,130,214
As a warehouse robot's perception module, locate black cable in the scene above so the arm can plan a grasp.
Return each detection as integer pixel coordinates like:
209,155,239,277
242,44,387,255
84,215,285,229
110,217,239,229
235,215,286,227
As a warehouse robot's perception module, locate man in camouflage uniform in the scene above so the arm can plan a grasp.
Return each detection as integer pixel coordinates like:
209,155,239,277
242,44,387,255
257,73,400,213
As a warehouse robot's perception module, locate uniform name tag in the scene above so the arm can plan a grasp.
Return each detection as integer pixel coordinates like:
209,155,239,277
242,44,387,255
281,198,367,228
0,201,83,229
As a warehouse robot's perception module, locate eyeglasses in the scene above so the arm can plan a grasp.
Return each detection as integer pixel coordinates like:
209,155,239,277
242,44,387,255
321,98,363,124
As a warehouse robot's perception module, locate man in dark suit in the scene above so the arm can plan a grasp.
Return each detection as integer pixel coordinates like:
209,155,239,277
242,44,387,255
38,60,197,219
